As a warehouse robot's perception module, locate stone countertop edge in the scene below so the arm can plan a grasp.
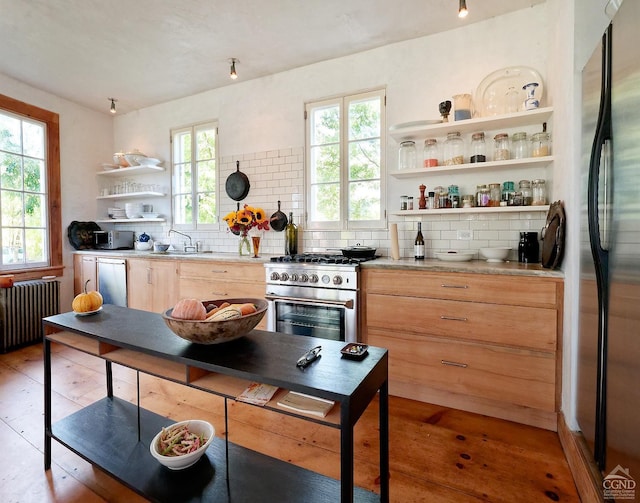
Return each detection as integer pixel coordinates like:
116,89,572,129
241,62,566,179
73,250,564,278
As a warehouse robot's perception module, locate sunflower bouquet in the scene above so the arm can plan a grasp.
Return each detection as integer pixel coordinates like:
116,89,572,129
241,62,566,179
223,204,270,237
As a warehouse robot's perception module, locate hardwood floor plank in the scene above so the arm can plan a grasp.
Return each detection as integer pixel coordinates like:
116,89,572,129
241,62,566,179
0,343,580,502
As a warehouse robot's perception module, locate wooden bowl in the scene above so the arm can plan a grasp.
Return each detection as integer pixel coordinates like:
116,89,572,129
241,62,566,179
161,298,267,344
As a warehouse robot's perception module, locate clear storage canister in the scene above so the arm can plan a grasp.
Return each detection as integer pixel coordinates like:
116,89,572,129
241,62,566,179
512,132,529,159
470,132,487,163
476,184,490,207
444,131,464,165
448,184,460,208
519,180,533,206
423,138,439,167
532,179,547,205
502,181,516,206
398,141,416,170
531,132,551,157
433,186,445,209
488,183,502,207
493,133,510,161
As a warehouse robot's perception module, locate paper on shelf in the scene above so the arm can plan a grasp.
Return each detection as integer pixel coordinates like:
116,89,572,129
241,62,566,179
236,382,279,406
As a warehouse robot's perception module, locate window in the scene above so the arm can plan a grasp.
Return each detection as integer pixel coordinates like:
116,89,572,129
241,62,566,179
305,89,385,230
171,121,218,228
0,94,61,277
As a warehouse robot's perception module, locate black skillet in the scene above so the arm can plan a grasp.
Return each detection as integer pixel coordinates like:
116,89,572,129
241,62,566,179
270,200,288,232
225,160,250,201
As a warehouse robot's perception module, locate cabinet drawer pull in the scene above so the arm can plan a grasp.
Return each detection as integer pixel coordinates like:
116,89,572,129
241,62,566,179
441,360,468,368
440,284,469,289
210,291,228,296
209,269,228,274
440,315,468,322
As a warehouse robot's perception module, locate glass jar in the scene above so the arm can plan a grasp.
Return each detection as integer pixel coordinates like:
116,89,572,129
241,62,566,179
461,195,475,208
427,191,435,210
433,186,444,209
488,183,502,207
400,195,408,211
531,132,551,157
519,180,533,206
502,181,516,205
512,132,529,159
423,139,439,167
438,188,449,209
448,185,460,208
398,140,416,170
443,132,464,165
493,133,510,161
476,184,490,207
469,132,487,163
407,196,414,210
532,179,547,205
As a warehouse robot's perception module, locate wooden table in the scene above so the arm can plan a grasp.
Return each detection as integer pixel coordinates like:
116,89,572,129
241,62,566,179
43,305,389,503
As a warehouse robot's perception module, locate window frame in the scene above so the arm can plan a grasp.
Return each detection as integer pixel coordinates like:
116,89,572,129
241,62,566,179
0,94,62,280
170,120,219,230
304,88,386,231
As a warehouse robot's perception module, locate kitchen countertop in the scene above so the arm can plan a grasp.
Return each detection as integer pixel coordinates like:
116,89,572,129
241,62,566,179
75,250,564,278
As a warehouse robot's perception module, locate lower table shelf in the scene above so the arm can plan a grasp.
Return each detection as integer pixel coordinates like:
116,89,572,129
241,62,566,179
51,397,379,503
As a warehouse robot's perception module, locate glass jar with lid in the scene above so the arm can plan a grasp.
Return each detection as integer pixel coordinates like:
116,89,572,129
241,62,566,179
462,195,475,208
519,179,533,205
512,132,529,159
448,184,460,208
443,132,464,165
433,186,445,209
493,133,510,161
470,132,487,163
476,184,490,207
488,183,502,207
398,141,416,170
423,139,439,167
531,132,551,157
502,181,516,206
532,179,547,205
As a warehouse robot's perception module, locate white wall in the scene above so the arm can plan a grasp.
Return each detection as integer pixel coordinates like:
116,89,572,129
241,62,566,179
0,73,113,311
112,4,554,258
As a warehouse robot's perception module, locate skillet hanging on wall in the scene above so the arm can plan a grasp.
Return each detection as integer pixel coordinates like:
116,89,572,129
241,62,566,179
225,160,250,201
269,200,288,232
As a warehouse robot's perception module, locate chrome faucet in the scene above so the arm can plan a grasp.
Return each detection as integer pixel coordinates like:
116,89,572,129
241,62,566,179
168,229,196,253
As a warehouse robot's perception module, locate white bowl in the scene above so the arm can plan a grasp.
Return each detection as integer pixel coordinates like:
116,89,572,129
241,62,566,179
150,420,214,470
141,212,160,219
479,247,512,262
135,241,153,251
154,242,170,252
435,251,475,262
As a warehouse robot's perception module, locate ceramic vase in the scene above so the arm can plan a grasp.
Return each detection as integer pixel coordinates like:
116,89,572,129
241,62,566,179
523,82,540,110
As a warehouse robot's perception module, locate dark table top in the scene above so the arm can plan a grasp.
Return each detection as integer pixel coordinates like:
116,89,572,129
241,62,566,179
44,305,388,406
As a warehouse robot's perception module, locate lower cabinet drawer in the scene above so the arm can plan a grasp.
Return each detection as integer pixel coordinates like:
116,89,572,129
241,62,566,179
366,293,557,351
367,329,556,412
179,280,265,300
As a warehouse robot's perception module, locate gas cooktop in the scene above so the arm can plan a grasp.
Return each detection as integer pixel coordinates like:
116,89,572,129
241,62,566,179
269,253,378,265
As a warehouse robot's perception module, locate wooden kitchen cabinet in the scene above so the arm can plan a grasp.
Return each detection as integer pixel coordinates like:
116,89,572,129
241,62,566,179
178,261,267,329
73,254,98,295
127,258,178,312
360,268,563,430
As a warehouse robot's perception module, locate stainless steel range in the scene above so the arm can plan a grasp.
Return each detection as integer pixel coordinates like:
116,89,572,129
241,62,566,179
265,254,373,343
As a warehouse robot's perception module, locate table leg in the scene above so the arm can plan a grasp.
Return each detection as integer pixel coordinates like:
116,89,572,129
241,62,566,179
340,404,354,503
105,360,113,398
379,380,390,503
43,338,52,470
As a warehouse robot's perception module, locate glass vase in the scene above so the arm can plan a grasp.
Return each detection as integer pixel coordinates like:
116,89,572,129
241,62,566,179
238,235,251,256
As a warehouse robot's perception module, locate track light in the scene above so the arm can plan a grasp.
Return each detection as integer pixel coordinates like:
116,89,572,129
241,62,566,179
458,0,468,18
229,58,238,80
108,98,117,114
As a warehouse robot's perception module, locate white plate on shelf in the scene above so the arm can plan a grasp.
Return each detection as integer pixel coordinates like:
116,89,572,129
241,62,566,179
475,66,544,117
435,252,475,262
389,119,442,130
74,306,102,317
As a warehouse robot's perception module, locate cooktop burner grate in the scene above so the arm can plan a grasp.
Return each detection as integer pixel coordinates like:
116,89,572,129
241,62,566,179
269,253,378,265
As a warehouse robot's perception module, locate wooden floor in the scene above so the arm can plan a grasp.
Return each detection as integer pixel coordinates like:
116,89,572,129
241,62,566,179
0,342,580,502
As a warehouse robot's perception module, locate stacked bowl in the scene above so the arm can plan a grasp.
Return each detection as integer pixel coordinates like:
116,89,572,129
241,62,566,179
125,202,144,219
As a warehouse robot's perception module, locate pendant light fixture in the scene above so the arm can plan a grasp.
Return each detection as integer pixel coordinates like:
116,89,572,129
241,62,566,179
108,98,117,114
229,58,239,80
458,0,468,18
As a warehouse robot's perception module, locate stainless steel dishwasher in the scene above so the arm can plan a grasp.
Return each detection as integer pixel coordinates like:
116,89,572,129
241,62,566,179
97,257,127,307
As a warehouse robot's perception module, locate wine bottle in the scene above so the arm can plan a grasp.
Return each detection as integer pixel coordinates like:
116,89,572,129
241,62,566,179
414,222,425,260
285,212,298,255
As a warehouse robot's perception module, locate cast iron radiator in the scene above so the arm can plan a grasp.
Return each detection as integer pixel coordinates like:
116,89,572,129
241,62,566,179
0,280,60,353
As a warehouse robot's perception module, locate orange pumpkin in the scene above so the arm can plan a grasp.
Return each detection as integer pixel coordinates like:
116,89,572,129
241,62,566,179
72,279,103,313
172,298,207,320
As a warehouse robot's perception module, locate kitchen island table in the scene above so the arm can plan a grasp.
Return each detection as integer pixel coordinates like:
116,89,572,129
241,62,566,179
43,305,388,503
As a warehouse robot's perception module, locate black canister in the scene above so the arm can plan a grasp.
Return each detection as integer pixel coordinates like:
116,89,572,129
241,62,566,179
518,231,540,263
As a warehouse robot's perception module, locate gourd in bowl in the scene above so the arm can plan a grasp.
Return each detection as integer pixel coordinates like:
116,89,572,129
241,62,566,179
162,298,267,344
72,280,103,313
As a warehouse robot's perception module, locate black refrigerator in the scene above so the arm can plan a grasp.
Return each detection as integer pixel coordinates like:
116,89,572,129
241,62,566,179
578,0,640,497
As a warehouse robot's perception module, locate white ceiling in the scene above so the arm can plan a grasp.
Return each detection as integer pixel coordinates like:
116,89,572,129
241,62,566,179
0,0,544,115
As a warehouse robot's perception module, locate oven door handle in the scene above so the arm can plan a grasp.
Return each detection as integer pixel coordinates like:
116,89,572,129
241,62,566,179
265,294,354,310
